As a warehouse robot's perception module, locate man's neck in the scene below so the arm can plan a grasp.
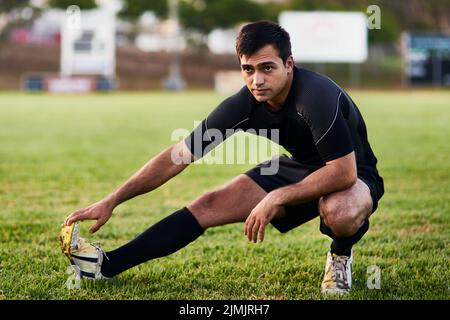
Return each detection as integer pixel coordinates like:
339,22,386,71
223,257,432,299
266,72,294,111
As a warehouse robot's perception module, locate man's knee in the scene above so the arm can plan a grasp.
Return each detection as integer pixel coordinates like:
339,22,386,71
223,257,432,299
188,190,220,224
319,197,364,237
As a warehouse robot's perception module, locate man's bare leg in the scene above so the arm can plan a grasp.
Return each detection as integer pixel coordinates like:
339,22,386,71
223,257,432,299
99,174,285,277
319,179,373,294
319,178,373,237
188,174,286,229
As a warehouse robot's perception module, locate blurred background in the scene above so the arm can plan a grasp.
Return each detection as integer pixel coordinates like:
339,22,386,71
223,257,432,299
1,1,449,300
0,0,449,92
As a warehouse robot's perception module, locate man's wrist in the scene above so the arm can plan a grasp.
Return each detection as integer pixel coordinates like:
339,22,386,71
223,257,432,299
104,194,119,209
267,189,288,207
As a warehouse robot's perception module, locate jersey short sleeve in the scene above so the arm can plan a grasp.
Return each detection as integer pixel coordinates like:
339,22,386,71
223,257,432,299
298,89,354,162
184,86,252,159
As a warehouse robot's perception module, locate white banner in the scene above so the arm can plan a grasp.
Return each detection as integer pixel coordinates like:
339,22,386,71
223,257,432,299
61,9,116,76
279,11,368,63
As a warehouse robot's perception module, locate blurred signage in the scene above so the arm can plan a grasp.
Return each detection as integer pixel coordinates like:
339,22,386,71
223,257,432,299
403,33,450,86
22,74,116,92
61,9,116,76
279,11,368,63
208,29,237,54
45,76,94,93
214,71,244,94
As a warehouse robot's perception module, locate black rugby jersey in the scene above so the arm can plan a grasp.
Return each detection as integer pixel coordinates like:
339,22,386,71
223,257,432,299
185,66,383,185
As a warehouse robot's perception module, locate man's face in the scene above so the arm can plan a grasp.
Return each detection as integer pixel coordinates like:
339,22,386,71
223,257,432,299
240,44,293,104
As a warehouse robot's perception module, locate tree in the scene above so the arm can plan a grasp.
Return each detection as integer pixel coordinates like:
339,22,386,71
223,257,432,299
118,0,450,44
120,0,268,33
179,0,267,34
0,0,29,12
48,0,97,10
119,0,167,19
0,1,36,42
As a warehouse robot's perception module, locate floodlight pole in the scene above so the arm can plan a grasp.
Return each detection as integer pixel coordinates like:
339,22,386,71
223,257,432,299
164,0,185,91
350,63,360,89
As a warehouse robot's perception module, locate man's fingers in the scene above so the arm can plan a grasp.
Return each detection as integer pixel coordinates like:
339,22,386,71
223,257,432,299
245,221,251,241
89,220,104,234
66,213,86,226
65,213,81,226
245,215,267,243
246,220,253,241
65,210,92,226
244,216,254,240
64,210,81,226
258,223,266,242
251,220,260,243
248,219,257,242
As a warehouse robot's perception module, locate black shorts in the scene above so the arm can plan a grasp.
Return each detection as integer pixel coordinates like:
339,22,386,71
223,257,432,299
244,155,384,233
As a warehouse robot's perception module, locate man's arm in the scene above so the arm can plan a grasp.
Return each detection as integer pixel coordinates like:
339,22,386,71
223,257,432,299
64,140,194,233
106,141,194,207
244,152,357,242
270,151,357,206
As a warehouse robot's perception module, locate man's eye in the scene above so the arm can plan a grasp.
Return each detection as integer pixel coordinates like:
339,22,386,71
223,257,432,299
264,66,272,72
243,67,252,73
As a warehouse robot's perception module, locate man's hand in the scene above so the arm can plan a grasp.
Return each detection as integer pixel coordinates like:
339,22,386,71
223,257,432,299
244,193,284,243
64,199,114,234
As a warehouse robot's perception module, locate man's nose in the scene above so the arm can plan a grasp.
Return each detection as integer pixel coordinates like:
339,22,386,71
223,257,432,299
253,72,264,86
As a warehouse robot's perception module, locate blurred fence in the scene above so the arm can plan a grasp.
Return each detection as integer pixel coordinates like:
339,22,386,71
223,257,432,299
0,41,403,91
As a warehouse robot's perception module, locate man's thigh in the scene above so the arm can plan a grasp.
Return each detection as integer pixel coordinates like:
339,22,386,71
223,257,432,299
187,174,273,229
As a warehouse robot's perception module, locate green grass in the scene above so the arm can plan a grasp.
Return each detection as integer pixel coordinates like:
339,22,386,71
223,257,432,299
0,90,449,300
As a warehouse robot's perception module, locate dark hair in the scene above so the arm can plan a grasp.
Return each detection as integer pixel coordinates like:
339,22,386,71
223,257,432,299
236,20,292,63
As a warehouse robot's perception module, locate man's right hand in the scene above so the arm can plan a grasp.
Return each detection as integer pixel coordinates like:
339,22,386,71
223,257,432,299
64,198,114,234
62,142,192,234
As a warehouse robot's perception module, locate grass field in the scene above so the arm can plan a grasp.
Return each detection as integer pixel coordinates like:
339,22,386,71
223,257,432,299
0,90,449,300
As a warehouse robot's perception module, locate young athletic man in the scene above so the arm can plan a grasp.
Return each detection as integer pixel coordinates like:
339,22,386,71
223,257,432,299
60,21,384,294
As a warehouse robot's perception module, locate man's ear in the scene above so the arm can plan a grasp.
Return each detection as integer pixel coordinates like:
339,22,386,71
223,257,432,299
286,55,294,74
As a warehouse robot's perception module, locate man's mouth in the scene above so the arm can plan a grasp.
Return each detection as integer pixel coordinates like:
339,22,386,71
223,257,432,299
253,88,269,94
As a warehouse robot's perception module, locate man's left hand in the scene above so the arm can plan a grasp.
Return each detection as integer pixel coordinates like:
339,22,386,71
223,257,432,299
244,193,284,243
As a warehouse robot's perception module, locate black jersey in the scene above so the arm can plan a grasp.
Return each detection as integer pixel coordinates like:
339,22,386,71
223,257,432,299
185,66,383,184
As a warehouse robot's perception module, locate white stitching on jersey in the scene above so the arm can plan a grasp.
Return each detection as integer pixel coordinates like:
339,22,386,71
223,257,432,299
230,117,250,129
205,117,212,141
315,91,342,145
205,117,249,141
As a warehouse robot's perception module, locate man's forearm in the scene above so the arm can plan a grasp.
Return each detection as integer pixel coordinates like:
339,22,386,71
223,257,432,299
105,145,189,208
269,156,357,207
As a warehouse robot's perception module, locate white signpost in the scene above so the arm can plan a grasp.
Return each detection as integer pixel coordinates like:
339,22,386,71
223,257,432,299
279,11,368,63
22,8,116,92
61,9,116,77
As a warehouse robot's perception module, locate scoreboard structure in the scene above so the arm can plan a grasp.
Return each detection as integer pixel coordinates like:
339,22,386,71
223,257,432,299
23,8,117,93
279,11,368,63
60,9,115,78
402,32,450,87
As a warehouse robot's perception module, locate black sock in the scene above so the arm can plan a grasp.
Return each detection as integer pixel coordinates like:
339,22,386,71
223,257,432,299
319,218,369,257
101,207,204,277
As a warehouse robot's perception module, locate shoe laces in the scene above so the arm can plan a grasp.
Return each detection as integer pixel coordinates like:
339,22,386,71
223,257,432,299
91,242,109,261
330,254,349,287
